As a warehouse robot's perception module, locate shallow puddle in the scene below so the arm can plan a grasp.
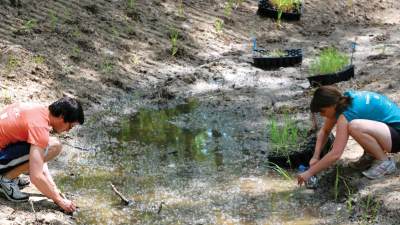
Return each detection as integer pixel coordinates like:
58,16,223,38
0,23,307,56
56,101,324,224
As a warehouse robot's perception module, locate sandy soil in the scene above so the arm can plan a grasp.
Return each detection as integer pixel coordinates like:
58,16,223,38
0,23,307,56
0,0,399,224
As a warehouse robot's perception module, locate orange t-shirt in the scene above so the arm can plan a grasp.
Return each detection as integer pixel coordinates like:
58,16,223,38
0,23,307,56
0,103,51,150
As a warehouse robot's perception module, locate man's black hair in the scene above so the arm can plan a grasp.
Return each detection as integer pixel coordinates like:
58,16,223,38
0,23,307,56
49,97,84,124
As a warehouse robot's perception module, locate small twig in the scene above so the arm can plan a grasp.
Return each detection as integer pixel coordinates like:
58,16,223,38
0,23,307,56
29,200,36,213
63,142,95,152
110,183,134,206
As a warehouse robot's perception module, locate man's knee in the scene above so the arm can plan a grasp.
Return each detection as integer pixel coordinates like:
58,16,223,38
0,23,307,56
45,137,62,161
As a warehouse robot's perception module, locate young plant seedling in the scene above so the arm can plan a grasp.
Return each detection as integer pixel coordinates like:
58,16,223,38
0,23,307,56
170,28,179,56
310,47,350,75
214,18,224,33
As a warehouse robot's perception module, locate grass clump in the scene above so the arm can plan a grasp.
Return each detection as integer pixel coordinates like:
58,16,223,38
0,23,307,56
178,0,184,17
214,18,224,33
269,49,286,57
33,55,45,64
361,195,380,224
6,55,20,72
270,0,301,25
268,162,293,180
22,19,37,31
310,47,350,75
169,27,179,56
224,0,235,17
268,114,305,155
48,11,58,31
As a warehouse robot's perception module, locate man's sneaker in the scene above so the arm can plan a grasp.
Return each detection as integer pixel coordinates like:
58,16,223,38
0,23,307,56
348,153,374,170
362,158,397,179
12,175,30,189
0,176,29,202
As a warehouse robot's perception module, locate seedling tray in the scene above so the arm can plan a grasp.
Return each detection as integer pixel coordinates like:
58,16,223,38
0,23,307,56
307,65,355,87
253,49,302,70
257,0,302,21
267,133,334,169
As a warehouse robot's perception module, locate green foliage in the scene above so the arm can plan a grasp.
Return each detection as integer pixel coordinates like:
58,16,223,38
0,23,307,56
22,19,37,31
101,59,115,73
6,55,20,72
361,195,380,224
71,46,81,59
224,0,235,17
270,49,286,57
268,114,305,155
49,10,58,30
268,162,293,180
33,55,45,64
127,0,135,9
72,26,81,38
214,18,224,33
178,0,184,17
270,0,301,24
1,89,12,105
334,165,340,201
169,27,179,56
310,47,350,75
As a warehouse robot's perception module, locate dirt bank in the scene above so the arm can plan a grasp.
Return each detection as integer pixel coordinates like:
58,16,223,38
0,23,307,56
0,0,399,224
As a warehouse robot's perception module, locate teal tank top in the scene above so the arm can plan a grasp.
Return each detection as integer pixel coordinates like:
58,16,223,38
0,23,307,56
342,91,400,130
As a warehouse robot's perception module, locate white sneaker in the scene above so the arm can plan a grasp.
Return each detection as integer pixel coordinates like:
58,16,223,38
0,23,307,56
362,158,397,179
348,153,374,169
12,175,30,189
0,176,29,202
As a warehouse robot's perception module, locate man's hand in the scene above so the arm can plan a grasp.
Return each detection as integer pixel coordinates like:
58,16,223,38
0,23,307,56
297,171,311,186
309,157,319,167
56,198,76,213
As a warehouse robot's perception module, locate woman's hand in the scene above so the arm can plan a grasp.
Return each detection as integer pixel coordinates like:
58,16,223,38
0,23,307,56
297,170,312,186
309,157,319,167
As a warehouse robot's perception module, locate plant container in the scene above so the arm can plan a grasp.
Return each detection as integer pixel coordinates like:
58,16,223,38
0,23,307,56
253,49,302,70
257,0,302,21
307,65,355,87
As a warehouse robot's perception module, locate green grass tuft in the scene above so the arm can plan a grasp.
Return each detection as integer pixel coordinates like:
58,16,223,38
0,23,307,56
310,47,350,75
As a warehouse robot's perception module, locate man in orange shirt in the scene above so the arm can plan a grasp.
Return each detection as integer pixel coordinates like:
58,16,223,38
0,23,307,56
0,97,84,213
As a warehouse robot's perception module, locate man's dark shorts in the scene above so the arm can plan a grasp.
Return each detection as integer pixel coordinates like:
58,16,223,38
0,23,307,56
0,142,30,174
388,125,400,153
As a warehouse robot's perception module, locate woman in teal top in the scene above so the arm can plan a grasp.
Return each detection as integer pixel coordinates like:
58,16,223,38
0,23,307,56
298,86,400,185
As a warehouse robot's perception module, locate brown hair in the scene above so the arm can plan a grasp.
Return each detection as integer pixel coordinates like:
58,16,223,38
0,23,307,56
310,86,352,114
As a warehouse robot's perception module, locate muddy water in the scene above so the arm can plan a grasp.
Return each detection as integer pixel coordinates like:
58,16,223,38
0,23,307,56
56,100,323,225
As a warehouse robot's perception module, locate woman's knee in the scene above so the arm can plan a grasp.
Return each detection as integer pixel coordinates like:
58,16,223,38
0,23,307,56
348,119,368,135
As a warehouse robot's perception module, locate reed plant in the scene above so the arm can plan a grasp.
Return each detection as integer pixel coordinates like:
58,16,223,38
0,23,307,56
361,195,380,223
49,11,58,31
269,49,286,57
224,0,235,17
334,165,340,201
270,0,301,25
268,114,305,155
214,19,224,33
170,28,179,56
310,47,350,75
6,55,20,72
22,19,37,31
127,0,135,9
33,55,45,64
178,0,184,17
268,162,293,180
